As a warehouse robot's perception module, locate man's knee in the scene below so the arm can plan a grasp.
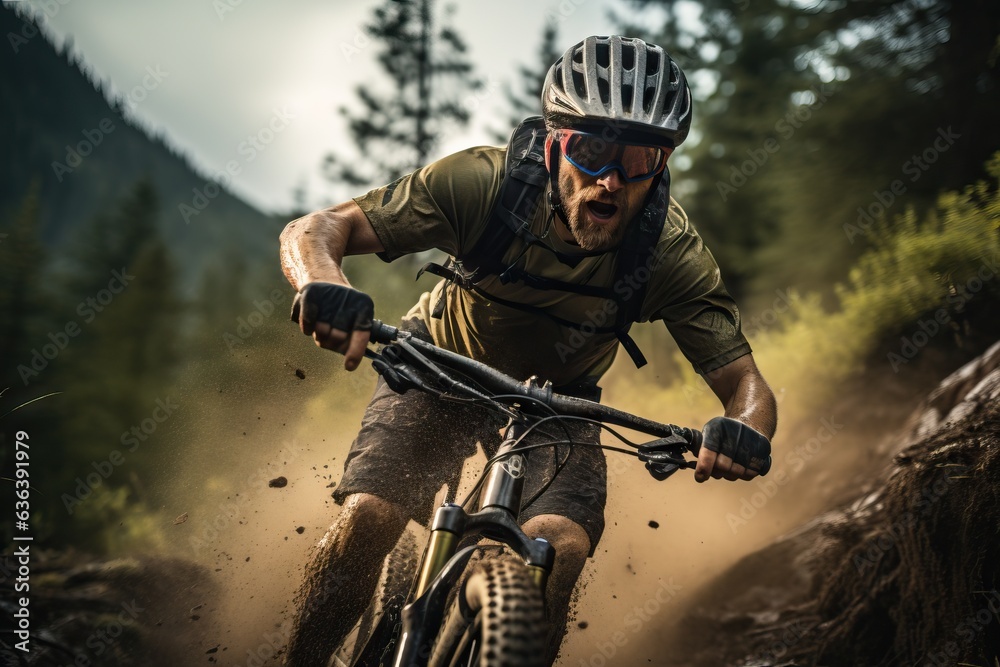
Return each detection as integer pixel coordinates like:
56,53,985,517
336,492,408,536
522,514,590,570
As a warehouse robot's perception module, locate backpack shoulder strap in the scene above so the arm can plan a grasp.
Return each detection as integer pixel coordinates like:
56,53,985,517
461,116,548,278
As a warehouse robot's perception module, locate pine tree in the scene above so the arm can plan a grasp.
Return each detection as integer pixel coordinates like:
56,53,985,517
620,0,1000,303
53,180,182,508
324,0,481,189
0,181,46,372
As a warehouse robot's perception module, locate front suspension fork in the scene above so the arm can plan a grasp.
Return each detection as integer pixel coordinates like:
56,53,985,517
414,420,553,598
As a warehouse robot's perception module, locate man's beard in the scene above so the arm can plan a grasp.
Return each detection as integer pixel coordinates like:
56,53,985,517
557,169,648,252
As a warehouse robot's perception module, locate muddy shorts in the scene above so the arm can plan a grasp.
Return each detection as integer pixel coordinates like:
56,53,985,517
333,318,608,556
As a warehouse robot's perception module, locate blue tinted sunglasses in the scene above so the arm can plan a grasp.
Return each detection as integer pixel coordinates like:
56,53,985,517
556,130,671,182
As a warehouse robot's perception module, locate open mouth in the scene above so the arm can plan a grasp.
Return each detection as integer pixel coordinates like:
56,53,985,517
586,200,619,221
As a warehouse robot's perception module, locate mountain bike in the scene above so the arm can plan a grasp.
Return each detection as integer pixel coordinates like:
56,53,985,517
333,319,772,667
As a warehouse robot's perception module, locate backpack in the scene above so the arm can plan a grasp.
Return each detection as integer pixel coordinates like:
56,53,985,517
418,116,670,368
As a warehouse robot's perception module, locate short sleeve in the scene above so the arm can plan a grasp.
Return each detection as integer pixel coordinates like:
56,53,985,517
643,199,752,374
352,146,505,263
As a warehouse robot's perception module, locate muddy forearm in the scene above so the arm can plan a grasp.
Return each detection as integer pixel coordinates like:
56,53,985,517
280,209,353,291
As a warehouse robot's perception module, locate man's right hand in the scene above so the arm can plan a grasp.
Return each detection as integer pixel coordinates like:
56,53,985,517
290,282,374,371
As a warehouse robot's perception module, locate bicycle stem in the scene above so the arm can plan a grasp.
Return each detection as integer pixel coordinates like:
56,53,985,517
479,421,528,515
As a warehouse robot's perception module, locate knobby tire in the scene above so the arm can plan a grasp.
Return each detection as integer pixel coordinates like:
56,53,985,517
427,559,547,667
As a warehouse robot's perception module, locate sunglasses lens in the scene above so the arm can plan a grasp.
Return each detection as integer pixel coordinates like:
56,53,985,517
563,133,667,180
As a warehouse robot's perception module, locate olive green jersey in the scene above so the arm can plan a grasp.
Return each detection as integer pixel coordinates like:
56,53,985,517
354,146,750,386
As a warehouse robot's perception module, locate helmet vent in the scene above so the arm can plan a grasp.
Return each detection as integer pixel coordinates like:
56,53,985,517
571,68,587,98
541,36,692,147
646,51,660,76
622,84,634,112
642,85,656,113
622,45,635,71
596,42,610,68
597,77,610,104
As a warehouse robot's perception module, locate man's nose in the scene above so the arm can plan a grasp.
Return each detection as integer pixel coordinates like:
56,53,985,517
596,168,626,192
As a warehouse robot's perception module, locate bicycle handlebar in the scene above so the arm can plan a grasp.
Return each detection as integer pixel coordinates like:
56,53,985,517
371,320,694,433
368,319,771,477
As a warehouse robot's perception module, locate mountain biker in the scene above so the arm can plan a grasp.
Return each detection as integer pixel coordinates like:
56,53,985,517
280,35,777,666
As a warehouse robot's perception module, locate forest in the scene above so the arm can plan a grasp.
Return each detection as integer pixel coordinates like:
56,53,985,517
1,0,998,665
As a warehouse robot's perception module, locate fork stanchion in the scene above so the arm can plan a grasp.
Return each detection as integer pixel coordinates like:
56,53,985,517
414,503,467,598
526,537,554,593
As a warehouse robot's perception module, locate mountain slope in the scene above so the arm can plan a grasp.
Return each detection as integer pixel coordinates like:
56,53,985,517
0,6,282,292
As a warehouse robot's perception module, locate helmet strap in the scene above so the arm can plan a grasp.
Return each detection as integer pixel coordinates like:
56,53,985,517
644,168,667,209
545,136,573,230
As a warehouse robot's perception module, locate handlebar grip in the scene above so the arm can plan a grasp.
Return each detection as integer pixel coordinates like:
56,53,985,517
369,319,398,344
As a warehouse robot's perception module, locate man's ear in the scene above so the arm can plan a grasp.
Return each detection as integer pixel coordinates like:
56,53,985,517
544,134,553,171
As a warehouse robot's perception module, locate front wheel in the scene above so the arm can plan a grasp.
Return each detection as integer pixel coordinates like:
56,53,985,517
427,558,547,667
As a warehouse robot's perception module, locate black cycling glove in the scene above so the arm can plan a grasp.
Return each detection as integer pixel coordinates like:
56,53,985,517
290,282,374,334
701,416,772,475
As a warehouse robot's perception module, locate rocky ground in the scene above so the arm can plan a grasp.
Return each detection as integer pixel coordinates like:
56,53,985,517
0,551,217,666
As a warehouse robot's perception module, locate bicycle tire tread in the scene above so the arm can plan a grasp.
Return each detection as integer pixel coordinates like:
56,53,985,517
429,558,546,667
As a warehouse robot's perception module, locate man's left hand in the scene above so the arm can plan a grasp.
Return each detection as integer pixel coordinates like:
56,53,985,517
693,416,772,483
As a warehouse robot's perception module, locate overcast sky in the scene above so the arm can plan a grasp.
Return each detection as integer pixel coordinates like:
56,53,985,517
19,0,684,214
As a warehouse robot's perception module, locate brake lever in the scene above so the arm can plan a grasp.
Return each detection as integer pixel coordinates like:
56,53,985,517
369,340,487,404
371,356,418,394
637,434,697,481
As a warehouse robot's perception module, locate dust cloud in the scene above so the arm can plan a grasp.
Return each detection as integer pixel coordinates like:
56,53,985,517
147,326,941,667
150,338,381,666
